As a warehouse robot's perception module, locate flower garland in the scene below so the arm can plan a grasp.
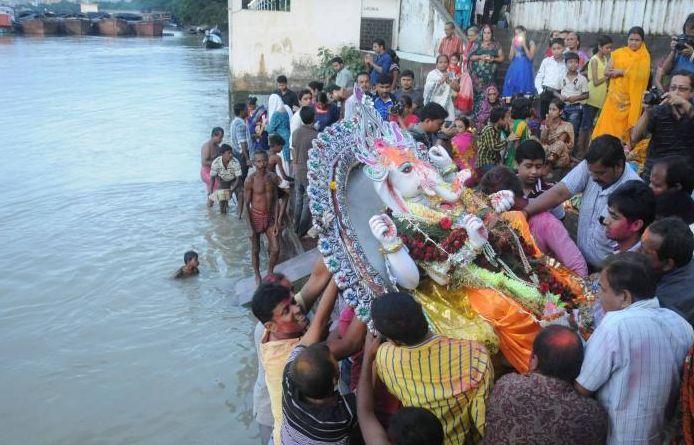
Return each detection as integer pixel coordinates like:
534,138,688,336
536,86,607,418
391,201,583,323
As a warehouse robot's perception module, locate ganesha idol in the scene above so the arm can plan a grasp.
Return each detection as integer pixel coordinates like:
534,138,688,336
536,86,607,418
307,87,591,373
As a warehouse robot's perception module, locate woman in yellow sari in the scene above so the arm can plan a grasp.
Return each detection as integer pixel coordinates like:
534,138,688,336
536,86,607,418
592,26,651,144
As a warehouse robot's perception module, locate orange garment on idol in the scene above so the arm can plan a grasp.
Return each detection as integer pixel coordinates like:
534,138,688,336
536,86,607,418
592,44,650,143
415,211,544,374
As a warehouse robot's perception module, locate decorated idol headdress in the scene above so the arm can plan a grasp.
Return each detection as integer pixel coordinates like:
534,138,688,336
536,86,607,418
307,86,425,323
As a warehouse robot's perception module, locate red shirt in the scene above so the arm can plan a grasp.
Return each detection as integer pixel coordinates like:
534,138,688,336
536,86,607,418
438,35,464,58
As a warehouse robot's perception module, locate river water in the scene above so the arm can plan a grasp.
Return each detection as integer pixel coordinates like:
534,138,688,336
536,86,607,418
0,34,260,444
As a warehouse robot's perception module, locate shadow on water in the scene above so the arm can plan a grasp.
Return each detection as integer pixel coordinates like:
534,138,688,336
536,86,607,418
0,33,260,444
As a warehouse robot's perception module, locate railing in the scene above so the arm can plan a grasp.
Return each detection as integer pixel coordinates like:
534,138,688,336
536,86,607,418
243,0,290,11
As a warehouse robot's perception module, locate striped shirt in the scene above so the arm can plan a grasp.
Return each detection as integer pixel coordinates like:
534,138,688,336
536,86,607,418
475,123,506,167
438,35,464,58
577,298,694,444
229,116,250,155
560,160,641,268
281,346,357,444
375,335,492,445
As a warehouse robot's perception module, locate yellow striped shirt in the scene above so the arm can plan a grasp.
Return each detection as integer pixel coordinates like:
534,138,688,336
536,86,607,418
376,335,492,445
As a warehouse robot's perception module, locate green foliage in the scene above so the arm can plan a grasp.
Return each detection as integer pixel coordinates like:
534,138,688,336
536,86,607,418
98,0,174,13
91,0,227,25
172,0,227,26
43,1,79,14
311,46,365,84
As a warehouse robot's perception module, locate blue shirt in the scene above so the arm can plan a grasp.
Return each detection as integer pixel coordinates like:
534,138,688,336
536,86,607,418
373,95,394,121
369,51,392,85
674,54,694,74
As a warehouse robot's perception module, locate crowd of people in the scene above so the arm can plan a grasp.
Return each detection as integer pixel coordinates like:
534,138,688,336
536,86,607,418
194,12,694,445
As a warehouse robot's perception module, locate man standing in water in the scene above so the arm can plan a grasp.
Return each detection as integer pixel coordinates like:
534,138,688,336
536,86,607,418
200,127,224,200
208,144,242,214
244,151,281,285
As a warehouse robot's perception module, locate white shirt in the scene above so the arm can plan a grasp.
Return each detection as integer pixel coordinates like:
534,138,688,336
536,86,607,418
560,73,589,104
289,110,304,162
577,298,693,445
253,322,273,427
344,93,358,121
535,56,567,94
560,160,641,268
290,110,303,137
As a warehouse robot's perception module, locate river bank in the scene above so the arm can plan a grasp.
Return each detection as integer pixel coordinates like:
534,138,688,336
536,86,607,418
0,34,259,444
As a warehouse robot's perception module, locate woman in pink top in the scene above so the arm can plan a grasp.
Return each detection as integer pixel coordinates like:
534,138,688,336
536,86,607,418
451,116,476,173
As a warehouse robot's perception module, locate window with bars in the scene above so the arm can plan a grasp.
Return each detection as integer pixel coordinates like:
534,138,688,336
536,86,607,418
242,0,291,11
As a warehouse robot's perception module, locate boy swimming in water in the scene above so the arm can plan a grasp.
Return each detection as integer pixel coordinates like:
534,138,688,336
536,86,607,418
174,250,199,279
244,151,281,285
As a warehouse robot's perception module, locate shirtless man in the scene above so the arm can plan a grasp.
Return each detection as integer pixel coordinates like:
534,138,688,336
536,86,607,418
267,133,292,228
201,127,224,200
244,151,281,284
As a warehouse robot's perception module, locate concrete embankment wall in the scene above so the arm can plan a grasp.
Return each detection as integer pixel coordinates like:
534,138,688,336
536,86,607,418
227,0,362,101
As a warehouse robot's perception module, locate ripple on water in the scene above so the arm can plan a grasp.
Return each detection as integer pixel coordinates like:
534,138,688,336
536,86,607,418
0,34,260,444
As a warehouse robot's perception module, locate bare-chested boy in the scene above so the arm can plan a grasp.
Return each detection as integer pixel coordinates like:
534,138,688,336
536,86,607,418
174,250,199,279
267,133,293,229
244,151,281,284
201,127,224,199
208,144,242,214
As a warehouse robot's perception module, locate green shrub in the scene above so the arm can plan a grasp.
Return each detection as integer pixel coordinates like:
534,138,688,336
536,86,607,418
311,46,366,84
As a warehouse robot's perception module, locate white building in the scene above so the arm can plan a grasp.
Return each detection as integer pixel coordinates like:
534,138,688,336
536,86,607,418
227,0,690,100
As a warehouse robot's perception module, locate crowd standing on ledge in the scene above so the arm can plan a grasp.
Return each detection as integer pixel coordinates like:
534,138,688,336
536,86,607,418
193,11,694,445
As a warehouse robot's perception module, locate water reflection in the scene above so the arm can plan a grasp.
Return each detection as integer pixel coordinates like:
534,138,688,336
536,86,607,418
0,34,259,444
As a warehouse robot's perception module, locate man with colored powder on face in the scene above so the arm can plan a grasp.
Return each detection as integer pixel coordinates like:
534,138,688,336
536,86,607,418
518,135,641,269
252,278,341,445
603,180,655,253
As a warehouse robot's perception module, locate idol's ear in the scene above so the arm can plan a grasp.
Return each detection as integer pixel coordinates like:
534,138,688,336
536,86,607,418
373,178,409,214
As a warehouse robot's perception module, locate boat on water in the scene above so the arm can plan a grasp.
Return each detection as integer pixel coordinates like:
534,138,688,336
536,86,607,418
203,26,223,49
133,20,163,37
64,17,92,35
20,17,62,36
97,17,131,36
0,6,14,34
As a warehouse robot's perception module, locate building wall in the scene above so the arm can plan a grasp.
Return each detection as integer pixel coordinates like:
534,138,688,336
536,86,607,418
510,0,690,36
362,0,401,48
397,0,448,58
228,0,361,98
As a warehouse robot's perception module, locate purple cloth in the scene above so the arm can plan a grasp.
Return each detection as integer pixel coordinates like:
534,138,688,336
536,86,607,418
529,211,588,277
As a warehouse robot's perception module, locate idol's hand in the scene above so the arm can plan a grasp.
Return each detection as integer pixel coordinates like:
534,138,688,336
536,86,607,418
369,214,399,247
462,214,488,250
489,190,515,213
428,145,454,170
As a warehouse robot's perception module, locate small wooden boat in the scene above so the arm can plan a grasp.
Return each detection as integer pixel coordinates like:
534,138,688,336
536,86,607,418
202,26,223,49
133,20,163,37
64,17,91,35
97,18,131,36
21,18,62,36
0,6,13,34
